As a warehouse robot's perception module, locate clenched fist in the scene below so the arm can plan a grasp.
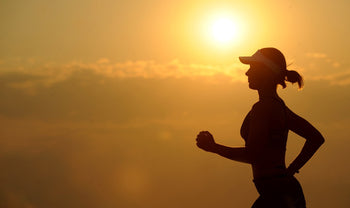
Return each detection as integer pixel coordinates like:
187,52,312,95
196,131,217,152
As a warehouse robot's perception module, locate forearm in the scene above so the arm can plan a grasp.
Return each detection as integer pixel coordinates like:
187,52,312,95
210,144,251,164
288,137,324,173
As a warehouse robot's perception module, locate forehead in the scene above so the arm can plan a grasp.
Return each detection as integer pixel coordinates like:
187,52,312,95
249,62,265,68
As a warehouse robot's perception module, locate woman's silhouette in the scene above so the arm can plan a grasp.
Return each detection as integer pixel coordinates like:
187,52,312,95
196,48,325,208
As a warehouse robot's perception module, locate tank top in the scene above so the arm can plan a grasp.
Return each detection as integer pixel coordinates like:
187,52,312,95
240,97,288,142
240,97,289,171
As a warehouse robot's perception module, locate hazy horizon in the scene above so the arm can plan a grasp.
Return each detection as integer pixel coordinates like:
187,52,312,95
1,0,349,207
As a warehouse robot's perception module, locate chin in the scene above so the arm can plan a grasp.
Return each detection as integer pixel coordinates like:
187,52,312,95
248,83,258,90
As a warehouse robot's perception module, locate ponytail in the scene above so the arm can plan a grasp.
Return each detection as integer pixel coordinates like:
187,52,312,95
285,70,304,89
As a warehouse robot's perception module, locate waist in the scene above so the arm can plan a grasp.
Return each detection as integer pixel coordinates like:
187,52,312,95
253,173,289,182
252,165,287,180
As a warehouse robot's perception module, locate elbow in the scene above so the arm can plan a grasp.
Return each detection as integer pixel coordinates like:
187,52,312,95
311,132,325,147
305,131,325,149
316,131,325,146
318,136,325,146
320,135,325,144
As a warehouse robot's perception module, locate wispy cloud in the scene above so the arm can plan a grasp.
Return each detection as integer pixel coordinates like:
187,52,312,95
1,55,349,95
0,58,247,92
66,59,247,80
306,52,328,59
310,70,350,86
302,52,349,85
305,52,341,69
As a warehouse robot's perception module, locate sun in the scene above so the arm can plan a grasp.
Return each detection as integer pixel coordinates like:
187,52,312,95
197,11,246,51
211,17,238,44
200,12,244,49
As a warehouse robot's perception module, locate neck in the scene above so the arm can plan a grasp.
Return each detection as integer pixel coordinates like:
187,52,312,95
258,87,278,100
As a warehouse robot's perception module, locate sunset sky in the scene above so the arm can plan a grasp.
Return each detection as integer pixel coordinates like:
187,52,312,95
1,0,349,207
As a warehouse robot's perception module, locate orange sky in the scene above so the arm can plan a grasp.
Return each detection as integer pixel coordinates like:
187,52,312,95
0,0,350,207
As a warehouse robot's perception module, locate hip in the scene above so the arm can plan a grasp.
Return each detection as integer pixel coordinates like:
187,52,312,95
252,175,306,208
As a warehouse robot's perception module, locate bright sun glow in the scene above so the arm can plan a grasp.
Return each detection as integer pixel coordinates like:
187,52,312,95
201,12,245,49
211,18,238,43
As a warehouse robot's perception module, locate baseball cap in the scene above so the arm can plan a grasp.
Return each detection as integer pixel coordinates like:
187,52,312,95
239,47,287,74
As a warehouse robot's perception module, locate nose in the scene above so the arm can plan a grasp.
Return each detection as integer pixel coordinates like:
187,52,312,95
245,69,250,76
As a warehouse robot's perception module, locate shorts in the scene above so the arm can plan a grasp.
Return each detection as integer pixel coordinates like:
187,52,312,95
251,175,306,208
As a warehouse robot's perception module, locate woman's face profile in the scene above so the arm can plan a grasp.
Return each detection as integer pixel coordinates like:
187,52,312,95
245,63,268,90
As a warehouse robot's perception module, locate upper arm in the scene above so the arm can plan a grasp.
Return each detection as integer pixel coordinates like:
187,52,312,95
287,108,325,144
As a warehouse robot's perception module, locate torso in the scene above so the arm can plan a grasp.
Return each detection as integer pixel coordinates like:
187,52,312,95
241,97,289,179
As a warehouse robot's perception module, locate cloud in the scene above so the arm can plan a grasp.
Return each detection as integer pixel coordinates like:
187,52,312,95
0,58,247,94
309,69,350,86
306,52,327,59
305,52,341,69
68,59,248,82
2,55,349,96
302,52,349,85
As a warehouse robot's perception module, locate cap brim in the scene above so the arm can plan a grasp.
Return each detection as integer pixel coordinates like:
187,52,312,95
239,56,256,64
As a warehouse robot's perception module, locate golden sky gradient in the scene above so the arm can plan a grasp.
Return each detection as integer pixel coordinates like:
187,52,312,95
0,0,350,207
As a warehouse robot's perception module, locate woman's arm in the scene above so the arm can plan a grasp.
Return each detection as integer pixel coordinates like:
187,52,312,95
196,131,251,164
196,101,271,165
286,108,325,175
212,144,250,164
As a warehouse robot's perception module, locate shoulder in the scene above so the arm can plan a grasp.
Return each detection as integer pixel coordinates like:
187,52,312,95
250,100,273,123
251,99,285,120
251,99,275,115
